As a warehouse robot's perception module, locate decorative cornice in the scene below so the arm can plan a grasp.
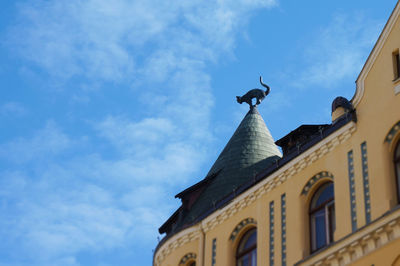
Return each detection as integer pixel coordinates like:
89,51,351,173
229,218,257,241
301,171,334,196
154,122,356,265
154,226,201,266
295,207,400,266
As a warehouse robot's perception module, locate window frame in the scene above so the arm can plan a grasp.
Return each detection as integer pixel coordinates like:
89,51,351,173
236,227,257,266
309,182,335,253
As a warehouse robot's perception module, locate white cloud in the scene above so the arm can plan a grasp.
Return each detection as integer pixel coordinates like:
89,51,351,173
0,102,27,116
97,116,176,154
94,117,208,183
2,0,279,264
9,0,276,84
292,13,383,89
0,111,212,265
0,121,71,163
0,151,173,264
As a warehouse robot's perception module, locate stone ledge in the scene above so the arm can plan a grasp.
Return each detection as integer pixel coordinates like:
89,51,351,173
295,207,400,266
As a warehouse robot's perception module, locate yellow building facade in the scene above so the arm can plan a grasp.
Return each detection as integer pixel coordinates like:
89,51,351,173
154,1,400,265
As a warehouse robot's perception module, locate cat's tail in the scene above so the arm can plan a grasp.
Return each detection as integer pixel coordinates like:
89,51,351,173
260,76,270,95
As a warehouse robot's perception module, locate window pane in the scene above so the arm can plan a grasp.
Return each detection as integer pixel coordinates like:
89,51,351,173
238,254,250,266
238,228,257,253
312,183,334,208
243,230,256,250
312,209,327,251
310,182,335,252
237,228,257,266
239,250,256,266
396,142,400,159
251,249,257,266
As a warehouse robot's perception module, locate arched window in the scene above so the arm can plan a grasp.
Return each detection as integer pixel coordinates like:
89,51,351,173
236,228,257,266
395,140,400,203
178,253,196,266
309,182,335,252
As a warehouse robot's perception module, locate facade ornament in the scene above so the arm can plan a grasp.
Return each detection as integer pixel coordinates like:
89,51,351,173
236,76,270,108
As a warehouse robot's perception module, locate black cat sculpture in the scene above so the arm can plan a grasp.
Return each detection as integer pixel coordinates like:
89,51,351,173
236,76,270,108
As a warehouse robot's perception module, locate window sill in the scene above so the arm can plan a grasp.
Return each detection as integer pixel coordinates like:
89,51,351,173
393,76,400,84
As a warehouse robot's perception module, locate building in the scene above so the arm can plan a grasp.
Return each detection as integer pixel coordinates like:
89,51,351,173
154,1,400,265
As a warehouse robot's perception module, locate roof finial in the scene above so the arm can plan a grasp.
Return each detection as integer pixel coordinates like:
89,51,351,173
236,76,271,109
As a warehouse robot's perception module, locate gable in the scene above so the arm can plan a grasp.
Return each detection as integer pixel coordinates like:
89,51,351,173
353,1,400,107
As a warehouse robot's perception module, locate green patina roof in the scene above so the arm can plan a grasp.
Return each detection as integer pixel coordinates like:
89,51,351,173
180,107,281,225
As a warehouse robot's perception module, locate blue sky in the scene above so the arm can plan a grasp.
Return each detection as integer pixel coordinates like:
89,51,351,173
0,0,396,265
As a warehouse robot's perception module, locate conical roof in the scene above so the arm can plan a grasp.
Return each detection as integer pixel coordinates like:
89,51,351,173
180,106,281,225
207,107,281,177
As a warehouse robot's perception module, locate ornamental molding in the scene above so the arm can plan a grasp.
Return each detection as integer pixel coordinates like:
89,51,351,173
301,171,334,196
385,120,400,145
296,208,400,266
154,121,356,265
154,226,201,266
347,150,357,232
229,218,257,241
179,252,196,265
353,1,400,107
